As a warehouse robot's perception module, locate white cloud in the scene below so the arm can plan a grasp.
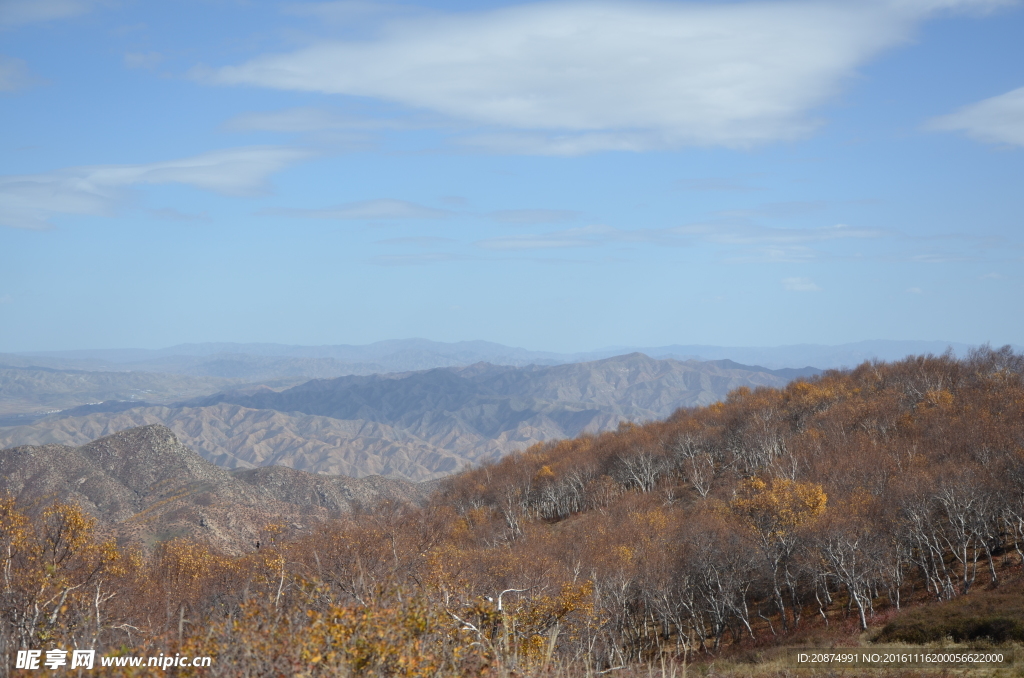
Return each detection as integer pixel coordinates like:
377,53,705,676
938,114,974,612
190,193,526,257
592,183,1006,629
459,131,660,156
0,146,312,230
0,55,33,92
476,225,614,250
225,107,419,133
0,0,95,28
124,52,163,70
927,86,1024,147
907,286,924,293
782,277,821,291
204,0,1007,153
263,199,451,220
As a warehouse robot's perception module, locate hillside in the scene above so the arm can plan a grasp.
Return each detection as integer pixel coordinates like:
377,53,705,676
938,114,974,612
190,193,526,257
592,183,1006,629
0,354,814,480
0,424,427,554
0,403,463,479
3,347,1022,677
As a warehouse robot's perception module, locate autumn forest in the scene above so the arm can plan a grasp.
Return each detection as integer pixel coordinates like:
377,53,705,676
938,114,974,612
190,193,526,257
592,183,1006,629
4,347,1024,676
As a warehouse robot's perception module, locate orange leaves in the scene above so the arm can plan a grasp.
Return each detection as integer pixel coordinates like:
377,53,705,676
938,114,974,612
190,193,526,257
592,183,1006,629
533,465,556,483
924,388,955,410
0,499,139,652
41,502,95,568
299,596,457,677
784,377,852,415
731,477,827,539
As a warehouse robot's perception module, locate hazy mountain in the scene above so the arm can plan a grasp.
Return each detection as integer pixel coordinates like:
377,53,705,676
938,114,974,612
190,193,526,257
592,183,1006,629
1,354,817,481
0,403,464,480
617,340,991,370
0,424,427,554
14,339,567,372
0,365,253,422
11,338,1002,381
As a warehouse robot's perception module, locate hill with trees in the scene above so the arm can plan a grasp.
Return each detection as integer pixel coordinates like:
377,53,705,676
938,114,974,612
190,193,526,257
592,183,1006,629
2,347,1023,676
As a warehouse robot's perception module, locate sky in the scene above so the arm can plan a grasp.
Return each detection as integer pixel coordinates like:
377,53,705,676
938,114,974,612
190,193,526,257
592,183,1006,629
1,0,1022,353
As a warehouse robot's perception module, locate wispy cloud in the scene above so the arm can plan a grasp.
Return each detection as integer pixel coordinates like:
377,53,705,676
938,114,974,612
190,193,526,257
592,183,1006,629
476,225,618,251
647,221,884,261
0,146,312,230
124,52,163,70
475,221,883,255
283,1,422,24
909,252,975,263
458,131,660,156
676,176,764,192
714,201,829,220
150,207,208,222
0,55,35,92
263,199,452,221
203,0,1008,154
371,252,473,266
927,85,1024,147
469,218,922,265
488,209,580,225
258,199,589,224
477,236,596,251
782,277,821,292
375,236,456,246
224,107,421,133
0,0,95,28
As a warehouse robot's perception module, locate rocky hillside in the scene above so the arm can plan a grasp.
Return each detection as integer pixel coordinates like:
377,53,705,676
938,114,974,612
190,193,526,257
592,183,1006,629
0,403,461,479
0,354,815,480
0,424,427,554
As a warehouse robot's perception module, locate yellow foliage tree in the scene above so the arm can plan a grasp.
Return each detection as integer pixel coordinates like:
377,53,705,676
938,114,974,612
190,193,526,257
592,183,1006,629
731,478,827,630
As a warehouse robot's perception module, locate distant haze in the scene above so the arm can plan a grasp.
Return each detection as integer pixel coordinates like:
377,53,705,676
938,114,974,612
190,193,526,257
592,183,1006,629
8,338,1008,374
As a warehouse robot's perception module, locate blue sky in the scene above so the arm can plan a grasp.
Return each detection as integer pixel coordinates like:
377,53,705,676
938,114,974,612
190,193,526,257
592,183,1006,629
1,0,1022,353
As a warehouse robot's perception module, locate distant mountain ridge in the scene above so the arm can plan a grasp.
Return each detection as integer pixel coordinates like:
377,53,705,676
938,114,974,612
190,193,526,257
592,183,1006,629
1,354,816,480
0,365,251,422
8,338,1002,379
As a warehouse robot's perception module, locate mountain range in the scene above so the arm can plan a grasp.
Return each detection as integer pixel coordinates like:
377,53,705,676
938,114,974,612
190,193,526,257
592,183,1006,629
4,338,1003,482
6,337,994,379
0,354,815,480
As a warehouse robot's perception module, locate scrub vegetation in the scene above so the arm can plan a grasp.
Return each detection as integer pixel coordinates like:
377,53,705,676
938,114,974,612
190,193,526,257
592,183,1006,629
3,346,1024,676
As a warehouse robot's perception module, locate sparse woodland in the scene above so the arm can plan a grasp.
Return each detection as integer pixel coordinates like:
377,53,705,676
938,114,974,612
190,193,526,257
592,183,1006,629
4,347,1024,677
